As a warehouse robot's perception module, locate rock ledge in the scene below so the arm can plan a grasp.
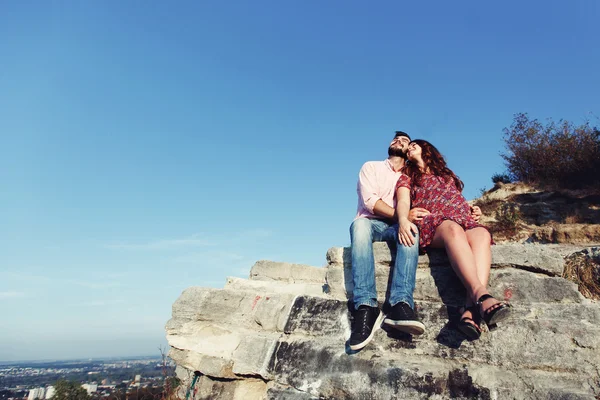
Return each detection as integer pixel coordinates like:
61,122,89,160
166,244,600,400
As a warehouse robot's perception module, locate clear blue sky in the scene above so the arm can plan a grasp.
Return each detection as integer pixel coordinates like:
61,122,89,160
1,1,598,361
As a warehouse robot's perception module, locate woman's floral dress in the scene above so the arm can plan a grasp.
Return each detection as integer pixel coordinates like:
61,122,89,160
396,174,491,250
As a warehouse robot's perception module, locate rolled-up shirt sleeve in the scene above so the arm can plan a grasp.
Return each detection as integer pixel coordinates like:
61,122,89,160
358,162,380,213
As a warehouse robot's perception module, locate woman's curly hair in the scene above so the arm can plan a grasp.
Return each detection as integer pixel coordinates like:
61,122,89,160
402,139,464,191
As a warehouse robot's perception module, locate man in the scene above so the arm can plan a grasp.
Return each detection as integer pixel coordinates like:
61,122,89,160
348,131,481,351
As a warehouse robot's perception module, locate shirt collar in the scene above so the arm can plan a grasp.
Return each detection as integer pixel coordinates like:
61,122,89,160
385,158,403,173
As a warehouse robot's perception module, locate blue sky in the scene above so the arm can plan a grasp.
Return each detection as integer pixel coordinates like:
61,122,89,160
1,1,598,361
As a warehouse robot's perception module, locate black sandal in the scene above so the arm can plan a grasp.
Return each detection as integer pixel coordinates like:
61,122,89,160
457,305,481,340
477,294,511,326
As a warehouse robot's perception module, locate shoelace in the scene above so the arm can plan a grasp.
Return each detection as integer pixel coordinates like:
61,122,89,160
354,309,373,334
398,304,410,318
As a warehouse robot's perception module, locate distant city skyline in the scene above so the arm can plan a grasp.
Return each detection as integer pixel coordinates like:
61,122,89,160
1,1,599,360
0,354,162,364
1,356,167,399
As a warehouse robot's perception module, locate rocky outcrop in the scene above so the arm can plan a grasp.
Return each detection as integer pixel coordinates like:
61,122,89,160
165,243,600,399
473,182,600,244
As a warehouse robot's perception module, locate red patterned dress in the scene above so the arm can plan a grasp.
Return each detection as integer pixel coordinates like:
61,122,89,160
396,174,490,250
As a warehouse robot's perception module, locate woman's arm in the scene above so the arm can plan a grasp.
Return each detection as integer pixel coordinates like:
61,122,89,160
396,186,418,246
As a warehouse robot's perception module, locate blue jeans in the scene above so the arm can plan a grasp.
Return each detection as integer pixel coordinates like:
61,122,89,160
349,218,419,311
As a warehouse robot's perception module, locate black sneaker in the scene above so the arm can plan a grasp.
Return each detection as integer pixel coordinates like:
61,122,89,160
348,305,384,351
383,302,425,335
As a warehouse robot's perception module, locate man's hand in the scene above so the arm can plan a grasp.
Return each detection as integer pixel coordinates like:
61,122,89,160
408,207,431,223
470,205,482,222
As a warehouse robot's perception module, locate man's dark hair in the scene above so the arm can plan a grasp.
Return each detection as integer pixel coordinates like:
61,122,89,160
394,131,410,140
388,131,411,158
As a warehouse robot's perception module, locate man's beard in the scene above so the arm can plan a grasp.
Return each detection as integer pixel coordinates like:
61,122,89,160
388,146,407,158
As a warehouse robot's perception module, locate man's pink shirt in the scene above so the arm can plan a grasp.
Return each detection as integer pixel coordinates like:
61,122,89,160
354,159,404,220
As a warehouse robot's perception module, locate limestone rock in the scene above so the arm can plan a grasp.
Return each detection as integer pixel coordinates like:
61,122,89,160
175,367,267,400
531,224,600,244
326,242,565,276
250,260,326,284
478,182,537,202
490,243,564,275
473,182,600,244
167,244,600,399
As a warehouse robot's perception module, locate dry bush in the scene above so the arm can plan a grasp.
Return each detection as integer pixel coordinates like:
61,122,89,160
564,210,585,224
472,198,504,217
563,254,600,300
501,113,600,190
491,173,512,184
159,347,181,400
492,203,522,234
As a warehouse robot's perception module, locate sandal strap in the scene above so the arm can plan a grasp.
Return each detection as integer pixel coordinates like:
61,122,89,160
459,305,481,325
476,294,512,326
476,294,494,305
477,294,510,314
459,317,481,332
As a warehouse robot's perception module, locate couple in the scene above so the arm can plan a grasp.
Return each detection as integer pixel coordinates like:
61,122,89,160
348,131,511,351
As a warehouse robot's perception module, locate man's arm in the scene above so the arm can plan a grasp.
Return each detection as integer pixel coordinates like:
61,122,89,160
358,162,435,221
375,203,434,222
373,199,395,219
358,163,395,219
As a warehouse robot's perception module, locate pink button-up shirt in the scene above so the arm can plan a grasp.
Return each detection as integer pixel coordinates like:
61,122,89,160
354,159,404,220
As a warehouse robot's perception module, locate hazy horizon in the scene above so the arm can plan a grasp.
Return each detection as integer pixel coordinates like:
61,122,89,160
0,354,162,364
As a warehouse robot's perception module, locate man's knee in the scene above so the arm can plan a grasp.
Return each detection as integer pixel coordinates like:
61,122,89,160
396,232,419,257
397,240,419,257
350,218,373,240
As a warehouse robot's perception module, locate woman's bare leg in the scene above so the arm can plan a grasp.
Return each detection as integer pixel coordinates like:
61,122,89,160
429,221,489,303
466,227,504,313
466,227,492,287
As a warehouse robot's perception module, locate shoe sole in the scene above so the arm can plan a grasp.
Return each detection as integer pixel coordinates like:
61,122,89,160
457,322,481,341
487,306,511,326
348,311,385,351
383,319,426,336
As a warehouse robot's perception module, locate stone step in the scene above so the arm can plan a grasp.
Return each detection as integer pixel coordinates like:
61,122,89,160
325,265,584,305
241,247,578,307
167,281,593,343
326,243,565,276
269,336,598,400
249,260,326,283
167,243,600,400
172,323,599,399
225,276,327,298
179,360,598,400
167,286,297,333
167,290,600,384
281,296,600,368
168,325,280,380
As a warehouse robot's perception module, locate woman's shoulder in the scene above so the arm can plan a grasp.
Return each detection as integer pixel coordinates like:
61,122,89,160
396,173,412,188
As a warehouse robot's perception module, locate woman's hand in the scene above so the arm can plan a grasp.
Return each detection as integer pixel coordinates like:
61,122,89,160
398,217,418,247
470,205,482,222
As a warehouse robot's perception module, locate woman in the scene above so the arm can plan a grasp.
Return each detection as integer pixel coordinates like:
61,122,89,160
395,139,510,340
